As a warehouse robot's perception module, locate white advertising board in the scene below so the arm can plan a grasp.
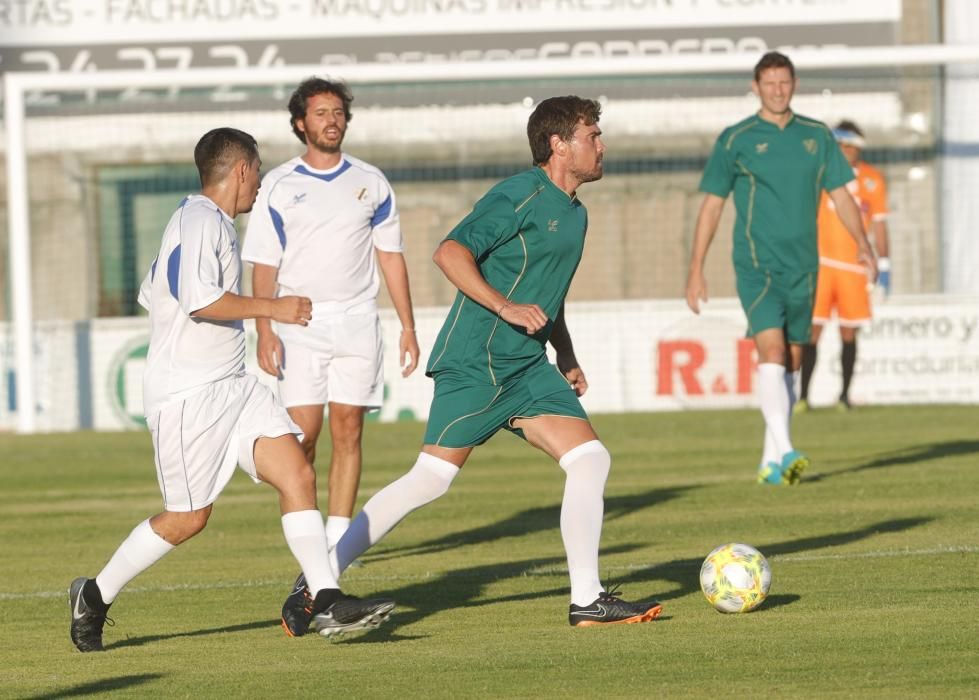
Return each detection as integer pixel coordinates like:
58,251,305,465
1,294,976,432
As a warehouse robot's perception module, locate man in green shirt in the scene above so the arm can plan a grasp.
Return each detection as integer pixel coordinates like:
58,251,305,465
302,95,663,629
685,51,877,485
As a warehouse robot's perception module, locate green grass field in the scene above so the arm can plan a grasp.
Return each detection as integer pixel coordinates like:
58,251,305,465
2,406,977,698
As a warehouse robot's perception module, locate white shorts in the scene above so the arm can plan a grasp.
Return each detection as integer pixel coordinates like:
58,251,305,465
276,302,384,409
148,373,302,512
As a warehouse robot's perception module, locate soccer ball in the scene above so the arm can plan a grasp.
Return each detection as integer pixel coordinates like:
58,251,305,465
699,543,772,613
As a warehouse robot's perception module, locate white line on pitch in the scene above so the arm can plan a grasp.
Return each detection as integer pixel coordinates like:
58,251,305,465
4,545,975,601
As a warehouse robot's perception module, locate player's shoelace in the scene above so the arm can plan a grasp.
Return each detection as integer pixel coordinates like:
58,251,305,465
75,610,114,647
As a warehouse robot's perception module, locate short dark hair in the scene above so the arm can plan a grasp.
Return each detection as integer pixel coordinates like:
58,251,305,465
288,77,354,144
753,51,795,82
527,96,602,166
835,119,864,137
193,128,258,187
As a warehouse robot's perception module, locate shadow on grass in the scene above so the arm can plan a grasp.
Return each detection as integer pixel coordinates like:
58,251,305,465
811,440,979,482
341,544,643,643
354,515,931,636
363,484,696,565
27,673,163,698
755,593,801,611
106,619,276,650
603,516,932,605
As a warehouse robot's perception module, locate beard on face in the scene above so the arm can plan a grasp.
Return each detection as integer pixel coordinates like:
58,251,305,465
307,125,345,154
573,160,604,184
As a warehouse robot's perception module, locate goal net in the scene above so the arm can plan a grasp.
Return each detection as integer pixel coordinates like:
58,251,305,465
3,48,979,432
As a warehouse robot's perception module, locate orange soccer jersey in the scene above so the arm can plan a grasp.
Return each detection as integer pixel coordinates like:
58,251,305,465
817,161,888,267
813,161,888,326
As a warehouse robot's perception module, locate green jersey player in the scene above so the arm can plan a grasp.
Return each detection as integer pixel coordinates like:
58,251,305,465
685,52,877,485
283,95,664,630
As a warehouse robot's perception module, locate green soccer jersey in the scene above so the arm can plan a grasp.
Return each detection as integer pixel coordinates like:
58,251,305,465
426,167,587,385
700,112,853,274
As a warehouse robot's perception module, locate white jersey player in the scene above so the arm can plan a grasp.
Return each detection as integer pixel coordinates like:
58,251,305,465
243,80,419,637
67,128,394,654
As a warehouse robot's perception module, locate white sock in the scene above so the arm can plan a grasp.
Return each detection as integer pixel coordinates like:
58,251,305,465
757,363,793,460
786,369,799,413
281,510,337,594
325,516,350,551
95,519,174,604
333,453,459,575
761,428,779,468
761,370,800,467
559,440,610,607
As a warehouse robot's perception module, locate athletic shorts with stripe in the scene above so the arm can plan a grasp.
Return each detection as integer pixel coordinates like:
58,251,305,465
812,264,872,327
423,361,589,448
148,373,303,512
735,265,816,345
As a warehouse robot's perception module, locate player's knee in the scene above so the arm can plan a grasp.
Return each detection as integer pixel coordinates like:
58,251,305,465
165,507,212,544
331,417,364,450
292,459,318,495
559,440,611,482
411,453,460,502
299,436,317,464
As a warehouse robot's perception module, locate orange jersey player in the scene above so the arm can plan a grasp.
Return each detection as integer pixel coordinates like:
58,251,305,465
799,120,891,411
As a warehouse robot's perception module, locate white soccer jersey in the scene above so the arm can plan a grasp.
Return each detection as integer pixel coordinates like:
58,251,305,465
137,195,246,417
241,154,403,305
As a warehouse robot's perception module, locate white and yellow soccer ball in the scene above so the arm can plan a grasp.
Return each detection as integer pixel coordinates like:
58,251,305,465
699,543,772,613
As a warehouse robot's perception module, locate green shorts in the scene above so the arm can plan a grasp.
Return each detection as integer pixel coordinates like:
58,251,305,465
423,361,589,448
735,266,816,344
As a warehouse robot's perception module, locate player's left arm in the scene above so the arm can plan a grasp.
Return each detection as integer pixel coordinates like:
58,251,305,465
372,176,420,376
868,169,892,294
549,303,587,397
828,186,878,281
376,249,419,377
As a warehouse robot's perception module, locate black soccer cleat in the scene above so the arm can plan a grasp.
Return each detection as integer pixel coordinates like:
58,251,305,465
281,572,314,637
569,587,663,627
312,589,395,639
68,577,112,652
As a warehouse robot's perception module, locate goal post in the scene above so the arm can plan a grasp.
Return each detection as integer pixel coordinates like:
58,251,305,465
5,43,979,432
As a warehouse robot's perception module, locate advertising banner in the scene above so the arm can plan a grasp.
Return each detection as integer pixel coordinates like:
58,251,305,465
0,0,901,77
2,294,976,432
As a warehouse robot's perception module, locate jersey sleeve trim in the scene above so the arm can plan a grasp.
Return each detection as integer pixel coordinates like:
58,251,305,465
373,240,404,253
241,254,282,267
166,245,181,300
270,206,286,249
371,194,393,227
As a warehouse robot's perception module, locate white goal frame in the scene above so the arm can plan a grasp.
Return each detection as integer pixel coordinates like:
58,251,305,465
5,43,979,432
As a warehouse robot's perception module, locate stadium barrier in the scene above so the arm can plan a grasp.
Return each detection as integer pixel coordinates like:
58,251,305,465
2,295,976,432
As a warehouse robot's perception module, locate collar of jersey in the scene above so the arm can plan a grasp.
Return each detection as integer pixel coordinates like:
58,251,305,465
294,157,351,182
187,193,233,222
754,111,797,132
533,167,580,206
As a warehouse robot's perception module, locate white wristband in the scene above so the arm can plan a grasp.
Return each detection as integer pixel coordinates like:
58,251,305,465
877,257,891,272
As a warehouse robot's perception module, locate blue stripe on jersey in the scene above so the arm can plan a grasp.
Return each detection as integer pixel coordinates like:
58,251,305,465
150,256,158,281
270,206,286,249
167,245,181,300
294,161,352,182
371,194,393,227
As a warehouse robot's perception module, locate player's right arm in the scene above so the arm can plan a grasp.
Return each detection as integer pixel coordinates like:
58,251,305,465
190,292,311,325
686,130,735,314
177,200,309,325
432,240,548,335
685,193,726,314
251,262,284,376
